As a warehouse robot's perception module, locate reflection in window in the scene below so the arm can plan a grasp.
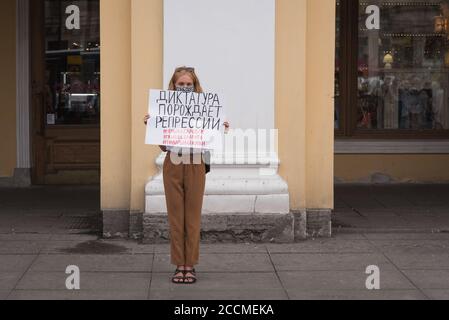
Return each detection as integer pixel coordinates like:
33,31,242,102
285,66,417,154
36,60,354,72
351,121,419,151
358,0,449,131
45,0,100,126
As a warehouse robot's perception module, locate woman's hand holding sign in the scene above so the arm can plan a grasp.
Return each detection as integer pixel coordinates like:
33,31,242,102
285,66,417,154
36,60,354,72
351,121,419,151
144,114,167,152
224,121,230,134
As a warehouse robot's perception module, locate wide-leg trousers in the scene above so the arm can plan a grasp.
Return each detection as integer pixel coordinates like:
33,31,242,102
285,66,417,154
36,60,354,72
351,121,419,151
163,152,206,266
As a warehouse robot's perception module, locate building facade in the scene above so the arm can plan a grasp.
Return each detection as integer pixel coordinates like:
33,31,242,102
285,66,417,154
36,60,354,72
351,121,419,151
1,0,448,241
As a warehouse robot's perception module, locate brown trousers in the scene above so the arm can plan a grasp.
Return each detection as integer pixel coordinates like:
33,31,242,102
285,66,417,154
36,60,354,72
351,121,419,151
163,152,206,266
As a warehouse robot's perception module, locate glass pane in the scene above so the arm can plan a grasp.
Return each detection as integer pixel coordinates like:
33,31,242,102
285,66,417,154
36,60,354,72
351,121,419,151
45,0,100,126
335,0,341,130
358,0,449,130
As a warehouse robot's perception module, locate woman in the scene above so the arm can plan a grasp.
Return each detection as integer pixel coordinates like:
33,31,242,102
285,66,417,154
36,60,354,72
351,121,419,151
144,66,229,284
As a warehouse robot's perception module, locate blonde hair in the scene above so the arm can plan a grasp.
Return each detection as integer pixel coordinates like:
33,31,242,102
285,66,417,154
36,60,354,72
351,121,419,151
168,66,204,93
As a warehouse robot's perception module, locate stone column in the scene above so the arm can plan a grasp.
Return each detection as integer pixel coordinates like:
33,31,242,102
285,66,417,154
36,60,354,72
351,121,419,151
15,0,32,187
100,0,132,238
144,0,292,243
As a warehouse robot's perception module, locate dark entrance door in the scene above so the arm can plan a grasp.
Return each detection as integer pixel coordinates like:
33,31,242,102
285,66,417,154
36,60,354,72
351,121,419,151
30,0,101,185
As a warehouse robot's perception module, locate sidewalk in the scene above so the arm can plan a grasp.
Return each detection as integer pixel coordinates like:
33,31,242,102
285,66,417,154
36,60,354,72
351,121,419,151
1,185,449,300
334,184,449,233
1,233,449,300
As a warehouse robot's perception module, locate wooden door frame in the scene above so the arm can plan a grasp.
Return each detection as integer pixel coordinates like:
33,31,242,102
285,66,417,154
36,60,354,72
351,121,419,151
29,0,101,185
30,0,46,185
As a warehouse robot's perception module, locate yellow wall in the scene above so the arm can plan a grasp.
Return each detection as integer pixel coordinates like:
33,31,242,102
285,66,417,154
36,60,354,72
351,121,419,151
130,0,164,213
100,0,449,215
100,0,162,212
276,0,335,210
100,0,336,212
100,0,132,209
336,155,449,183
276,0,307,209
305,0,335,208
0,0,17,178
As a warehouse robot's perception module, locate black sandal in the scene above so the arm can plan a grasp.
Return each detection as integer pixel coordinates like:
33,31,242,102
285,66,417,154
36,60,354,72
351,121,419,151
172,269,185,284
183,268,197,284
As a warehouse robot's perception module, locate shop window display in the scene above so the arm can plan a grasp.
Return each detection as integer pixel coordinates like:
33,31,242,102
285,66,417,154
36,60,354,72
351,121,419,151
336,0,449,136
44,0,100,126
358,0,449,131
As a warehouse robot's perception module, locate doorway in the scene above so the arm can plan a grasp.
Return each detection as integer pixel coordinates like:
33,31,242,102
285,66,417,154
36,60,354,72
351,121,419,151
30,0,100,185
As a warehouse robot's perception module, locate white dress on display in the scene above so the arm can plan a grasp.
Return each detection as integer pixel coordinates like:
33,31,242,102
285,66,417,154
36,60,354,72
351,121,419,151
383,77,399,129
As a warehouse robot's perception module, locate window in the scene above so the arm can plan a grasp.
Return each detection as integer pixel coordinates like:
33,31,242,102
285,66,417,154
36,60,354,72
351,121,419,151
44,0,100,126
336,0,449,138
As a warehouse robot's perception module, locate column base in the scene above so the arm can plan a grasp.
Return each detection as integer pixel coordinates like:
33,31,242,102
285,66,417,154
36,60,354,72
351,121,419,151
0,168,31,187
142,209,332,243
144,153,332,242
102,210,130,239
143,212,294,244
145,152,292,242
307,209,332,238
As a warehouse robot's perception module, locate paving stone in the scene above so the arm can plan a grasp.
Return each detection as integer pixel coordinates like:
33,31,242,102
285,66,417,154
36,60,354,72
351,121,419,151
407,197,448,206
363,216,412,228
363,233,449,240
20,210,63,217
402,270,449,289
0,234,52,241
332,216,373,229
101,240,154,255
267,239,377,254
271,253,395,271
384,253,449,270
278,270,415,292
153,243,267,254
0,291,10,300
2,185,449,300
329,234,367,240
422,289,449,300
29,254,153,272
0,255,36,272
428,208,449,217
0,241,45,255
8,290,148,300
149,288,287,300
287,289,427,300
399,216,449,229
333,185,449,233
356,209,401,217
40,240,133,255
50,234,100,241
0,273,22,292
152,253,274,273
0,229,14,235
149,272,286,300
200,243,269,253
16,272,152,291
369,240,449,254
392,207,436,216
371,195,414,208
336,198,384,209
334,199,351,209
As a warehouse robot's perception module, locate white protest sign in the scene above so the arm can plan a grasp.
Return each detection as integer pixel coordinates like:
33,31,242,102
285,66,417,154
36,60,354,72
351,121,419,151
145,89,226,151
